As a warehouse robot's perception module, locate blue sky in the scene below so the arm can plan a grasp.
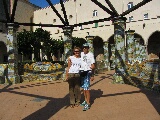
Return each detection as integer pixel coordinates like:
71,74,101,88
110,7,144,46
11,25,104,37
29,0,60,8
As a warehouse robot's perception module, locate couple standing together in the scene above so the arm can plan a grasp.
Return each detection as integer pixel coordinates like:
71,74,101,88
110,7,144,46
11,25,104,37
66,43,95,111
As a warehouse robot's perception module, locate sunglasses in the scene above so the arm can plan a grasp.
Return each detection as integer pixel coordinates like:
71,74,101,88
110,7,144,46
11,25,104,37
74,51,80,52
83,47,89,49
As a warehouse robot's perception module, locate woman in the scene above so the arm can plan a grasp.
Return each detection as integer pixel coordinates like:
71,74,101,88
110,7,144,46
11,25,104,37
66,47,81,108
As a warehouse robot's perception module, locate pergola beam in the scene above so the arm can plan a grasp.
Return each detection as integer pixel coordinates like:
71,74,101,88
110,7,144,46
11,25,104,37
91,0,114,16
17,22,65,28
46,0,66,25
60,0,69,25
105,0,119,16
120,0,152,16
10,0,18,22
2,0,10,22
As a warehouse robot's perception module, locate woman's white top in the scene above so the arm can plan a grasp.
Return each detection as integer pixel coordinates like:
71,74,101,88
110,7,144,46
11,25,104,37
68,56,81,73
80,52,95,71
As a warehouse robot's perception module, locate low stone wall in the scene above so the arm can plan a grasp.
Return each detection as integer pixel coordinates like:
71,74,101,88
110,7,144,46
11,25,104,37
0,64,7,84
113,60,160,92
0,62,64,84
21,62,64,83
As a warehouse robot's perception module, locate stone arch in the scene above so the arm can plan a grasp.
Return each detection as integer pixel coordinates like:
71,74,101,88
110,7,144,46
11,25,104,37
135,33,145,45
147,31,160,60
93,36,104,61
0,41,7,63
108,34,114,69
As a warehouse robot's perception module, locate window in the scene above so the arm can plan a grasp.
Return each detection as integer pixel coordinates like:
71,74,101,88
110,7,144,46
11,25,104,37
53,19,56,23
128,2,133,9
69,15,73,19
144,13,148,19
129,16,133,22
95,23,98,28
93,10,98,16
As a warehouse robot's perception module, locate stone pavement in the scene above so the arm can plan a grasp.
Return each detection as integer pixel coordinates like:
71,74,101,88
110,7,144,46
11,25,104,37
0,70,160,120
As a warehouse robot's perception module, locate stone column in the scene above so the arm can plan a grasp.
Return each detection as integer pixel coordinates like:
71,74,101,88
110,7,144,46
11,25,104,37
40,42,44,61
125,30,135,64
113,17,127,84
6,23,20,84
62,26,73,80
103,41,110,70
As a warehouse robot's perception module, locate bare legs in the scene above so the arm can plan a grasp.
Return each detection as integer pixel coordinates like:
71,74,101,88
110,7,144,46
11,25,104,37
83,90,90,105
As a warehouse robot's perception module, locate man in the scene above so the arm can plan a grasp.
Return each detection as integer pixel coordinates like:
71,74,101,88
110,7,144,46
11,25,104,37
80,43,95,111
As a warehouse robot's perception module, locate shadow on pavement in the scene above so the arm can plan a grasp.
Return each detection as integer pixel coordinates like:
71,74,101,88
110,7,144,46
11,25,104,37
140,89,160,115
22,96,70,120
90,89,103,105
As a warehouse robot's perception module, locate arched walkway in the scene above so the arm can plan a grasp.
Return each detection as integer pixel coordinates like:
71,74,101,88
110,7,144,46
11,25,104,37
147,31,160,60
135,33,145,45
92,36,104,71
93,36,104,60
0,41,7,63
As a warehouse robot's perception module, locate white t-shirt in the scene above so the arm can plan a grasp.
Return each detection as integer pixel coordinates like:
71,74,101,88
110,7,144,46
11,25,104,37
80,52,95,71
68,56,81,73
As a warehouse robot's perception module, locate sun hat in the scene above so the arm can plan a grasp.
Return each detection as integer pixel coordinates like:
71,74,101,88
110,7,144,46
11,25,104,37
82,43,89,47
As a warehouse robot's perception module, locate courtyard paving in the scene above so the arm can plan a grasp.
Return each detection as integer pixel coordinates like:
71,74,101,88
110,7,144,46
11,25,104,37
0,70,160,120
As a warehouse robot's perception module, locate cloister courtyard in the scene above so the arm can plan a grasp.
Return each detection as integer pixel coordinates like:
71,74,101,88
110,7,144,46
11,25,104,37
0,70,160,120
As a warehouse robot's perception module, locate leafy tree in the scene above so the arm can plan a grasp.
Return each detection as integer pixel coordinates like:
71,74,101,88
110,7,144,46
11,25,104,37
50,39,64,61
17,28,51,61
72,37,87,49
17,29,33,56
17,28,87,62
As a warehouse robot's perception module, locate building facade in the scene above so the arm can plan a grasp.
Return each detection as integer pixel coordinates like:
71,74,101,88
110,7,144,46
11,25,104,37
33,0,160,61
0,0,40,63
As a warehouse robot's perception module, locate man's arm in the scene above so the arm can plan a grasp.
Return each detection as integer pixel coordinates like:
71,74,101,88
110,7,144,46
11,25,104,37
90,53,95,80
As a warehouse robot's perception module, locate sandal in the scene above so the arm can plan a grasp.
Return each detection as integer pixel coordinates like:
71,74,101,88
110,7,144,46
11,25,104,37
70,104,74,108
74,104,80,107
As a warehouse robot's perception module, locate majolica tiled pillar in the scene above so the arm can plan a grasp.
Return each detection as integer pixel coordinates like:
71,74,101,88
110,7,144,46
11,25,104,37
86,37,94,54
114,17,126,72
113,17,127,83
6,23,20,84
110,44,115,69
139,45,147,62
62,26,73,80
103,41,110,70
135,38,140,62
63,26,73,65
142,46,147,61
125,30,135,64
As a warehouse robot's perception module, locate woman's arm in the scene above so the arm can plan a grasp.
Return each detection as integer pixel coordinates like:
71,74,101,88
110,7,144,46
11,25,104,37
66,57,71,80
